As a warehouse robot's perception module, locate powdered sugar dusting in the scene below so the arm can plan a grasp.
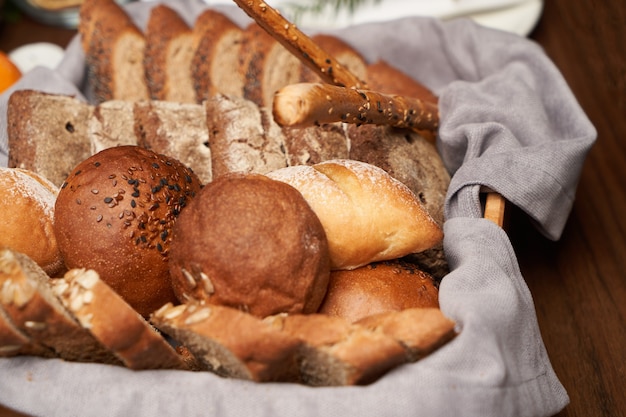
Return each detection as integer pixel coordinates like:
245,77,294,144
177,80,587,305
1,168,58,218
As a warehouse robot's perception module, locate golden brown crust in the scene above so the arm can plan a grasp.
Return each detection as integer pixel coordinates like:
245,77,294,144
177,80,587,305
169,173,330,318
317,261,440,323
0,249,122,364
267,159,444,270
151,303,301,381
365,59,438,107
144,4,196,103
0,168,63,277
300,34,368,84
54,269,190,370
54,146,201,317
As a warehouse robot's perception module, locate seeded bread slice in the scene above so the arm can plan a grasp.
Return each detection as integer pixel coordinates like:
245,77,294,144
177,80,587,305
355,308,457,362
79,0,149,102
151,302,302,382
191,9,244,103
53,268,192,370
0,249,122,364
0,303,56,358
264,313,407,386
144,4,196,103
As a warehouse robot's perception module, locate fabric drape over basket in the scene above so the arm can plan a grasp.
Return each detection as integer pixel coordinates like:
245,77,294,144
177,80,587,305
0,1,596,416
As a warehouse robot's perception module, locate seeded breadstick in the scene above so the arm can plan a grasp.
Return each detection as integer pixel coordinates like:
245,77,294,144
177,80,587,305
232,0,365,88
273,82,440,132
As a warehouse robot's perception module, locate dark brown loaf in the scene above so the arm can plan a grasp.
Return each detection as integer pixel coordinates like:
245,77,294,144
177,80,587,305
0,168,63,277
169,173,330,318
54,146,202,317
317,261,440,323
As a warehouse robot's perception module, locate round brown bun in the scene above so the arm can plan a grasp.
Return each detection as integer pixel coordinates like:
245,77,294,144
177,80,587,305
54,146,202,317
317,260,439,323
0,168,63,277
169,172,330,318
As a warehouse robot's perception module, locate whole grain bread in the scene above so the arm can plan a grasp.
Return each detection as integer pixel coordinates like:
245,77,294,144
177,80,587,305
144,4,196,103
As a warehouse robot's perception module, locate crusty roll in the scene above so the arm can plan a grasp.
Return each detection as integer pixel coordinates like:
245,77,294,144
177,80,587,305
54,146,202,317
266,159,443,270
0,168,63,277
168,173,330,318
317,260,440,323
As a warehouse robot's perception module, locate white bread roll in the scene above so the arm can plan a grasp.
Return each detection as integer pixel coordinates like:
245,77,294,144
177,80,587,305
0,168,63,277
267,159,443,270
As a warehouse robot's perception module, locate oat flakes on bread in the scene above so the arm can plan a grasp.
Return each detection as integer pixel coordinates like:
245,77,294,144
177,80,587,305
0,249,122,364
0,302,56,358
151,302,301,381
53,268,192,370
267,159,443,270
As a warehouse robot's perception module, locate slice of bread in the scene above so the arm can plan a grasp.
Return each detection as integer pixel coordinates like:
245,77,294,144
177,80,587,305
79,0,149,102
151,302,302,382
144,4,196,103
53,268,193,370
0,303,56,358
7,90,93,188
191,9,245,103
0,248,122,364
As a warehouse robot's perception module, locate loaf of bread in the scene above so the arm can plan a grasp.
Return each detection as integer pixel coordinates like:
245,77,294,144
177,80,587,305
169,173,330,318
54,146,202,318
53,268,193,370
267,159,443,270
0,249,122,364
317,260,440,323
0,167,63,277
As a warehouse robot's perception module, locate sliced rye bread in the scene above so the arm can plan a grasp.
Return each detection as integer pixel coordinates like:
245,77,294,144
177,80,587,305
0,248,123,365
78,0,149,103
191,9,245,103
144,4,196,103
151,302,302,382
7,90,93,188
0,303,56,358
52,268,194,370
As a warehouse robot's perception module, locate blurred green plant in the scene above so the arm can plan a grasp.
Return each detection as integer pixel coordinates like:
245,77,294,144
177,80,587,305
285,0,382,22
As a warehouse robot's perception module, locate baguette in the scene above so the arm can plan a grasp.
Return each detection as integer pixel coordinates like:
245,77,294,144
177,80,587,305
52,268,192,370
151,302,302,381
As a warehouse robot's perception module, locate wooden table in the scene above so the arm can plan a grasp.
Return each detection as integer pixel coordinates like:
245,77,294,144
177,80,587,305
1,1,624,416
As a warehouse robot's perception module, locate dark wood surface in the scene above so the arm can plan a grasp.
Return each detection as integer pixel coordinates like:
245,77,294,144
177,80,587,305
1,1,624,417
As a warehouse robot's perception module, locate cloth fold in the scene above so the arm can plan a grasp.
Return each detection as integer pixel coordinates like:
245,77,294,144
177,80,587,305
0,1,596,416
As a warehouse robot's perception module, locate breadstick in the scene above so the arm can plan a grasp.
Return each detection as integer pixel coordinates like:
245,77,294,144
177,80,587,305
232,0,365,88
273,82,440,132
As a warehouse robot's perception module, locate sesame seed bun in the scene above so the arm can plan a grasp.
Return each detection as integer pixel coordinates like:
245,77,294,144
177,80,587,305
169,173,330,318
53,146,201,317
0,167,63,277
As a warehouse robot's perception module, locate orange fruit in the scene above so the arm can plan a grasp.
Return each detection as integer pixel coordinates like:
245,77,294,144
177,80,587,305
0,51,22,93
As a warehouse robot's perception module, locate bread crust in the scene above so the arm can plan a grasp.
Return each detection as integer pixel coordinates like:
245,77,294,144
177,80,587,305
54,146,201,317
169,173,330,318
318,261,440,323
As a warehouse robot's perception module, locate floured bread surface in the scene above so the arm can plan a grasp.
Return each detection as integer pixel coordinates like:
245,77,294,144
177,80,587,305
267,159,443,270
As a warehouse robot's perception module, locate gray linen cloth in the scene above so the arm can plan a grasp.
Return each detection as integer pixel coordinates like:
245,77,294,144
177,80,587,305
0,1,596,416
